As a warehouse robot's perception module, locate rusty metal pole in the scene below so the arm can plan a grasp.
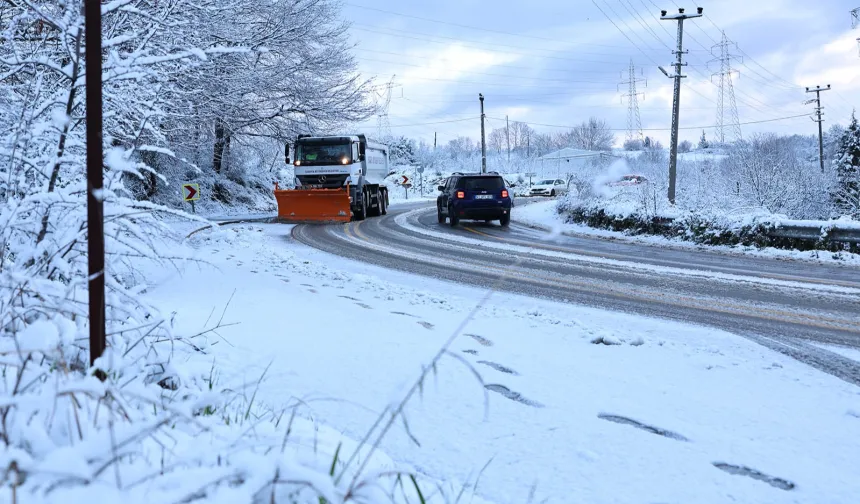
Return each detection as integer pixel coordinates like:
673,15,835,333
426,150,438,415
84,0,106,372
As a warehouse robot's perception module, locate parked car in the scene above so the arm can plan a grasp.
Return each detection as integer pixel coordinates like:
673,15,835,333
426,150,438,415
608,174,649,187
529,178,568,197
437,172,512,227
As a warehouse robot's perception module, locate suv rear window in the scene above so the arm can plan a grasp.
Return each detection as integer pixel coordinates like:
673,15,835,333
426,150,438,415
459,176,504,191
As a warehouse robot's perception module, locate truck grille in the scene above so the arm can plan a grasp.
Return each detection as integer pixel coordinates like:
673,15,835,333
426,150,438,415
297,174,349,189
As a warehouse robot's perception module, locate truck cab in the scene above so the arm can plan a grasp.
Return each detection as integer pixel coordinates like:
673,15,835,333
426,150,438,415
278,134,389,222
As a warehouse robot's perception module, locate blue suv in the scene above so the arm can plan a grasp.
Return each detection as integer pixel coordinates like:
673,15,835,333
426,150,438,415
437,172,512,227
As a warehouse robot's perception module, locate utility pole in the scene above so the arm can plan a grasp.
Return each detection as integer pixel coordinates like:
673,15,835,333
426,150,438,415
805,84,831,172
660,6,702,205
479,93,487,173
527,129,530,157
84,0,106,375
506,115,511,162
434,131,437,150
618,58,646,144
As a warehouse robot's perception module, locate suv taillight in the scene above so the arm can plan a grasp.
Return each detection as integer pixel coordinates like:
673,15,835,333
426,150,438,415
456,191,465,199
501,190,509,198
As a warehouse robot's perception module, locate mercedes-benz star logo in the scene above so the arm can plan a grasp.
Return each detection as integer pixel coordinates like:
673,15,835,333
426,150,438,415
319,175,326,183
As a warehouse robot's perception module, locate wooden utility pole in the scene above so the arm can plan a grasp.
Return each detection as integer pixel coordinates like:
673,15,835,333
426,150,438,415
805,84,831,172
84,0,106,374
660,6,702,205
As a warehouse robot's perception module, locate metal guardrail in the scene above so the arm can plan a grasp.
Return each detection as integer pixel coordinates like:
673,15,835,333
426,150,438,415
767,225,860,244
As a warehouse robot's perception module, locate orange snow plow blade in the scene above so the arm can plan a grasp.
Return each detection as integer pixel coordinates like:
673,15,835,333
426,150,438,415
274,184,352,223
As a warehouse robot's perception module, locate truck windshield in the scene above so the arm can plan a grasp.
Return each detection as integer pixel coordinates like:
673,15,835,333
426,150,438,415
296,143,352,164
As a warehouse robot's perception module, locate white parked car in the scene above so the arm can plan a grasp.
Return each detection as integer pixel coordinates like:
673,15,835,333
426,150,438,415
529,178,568,197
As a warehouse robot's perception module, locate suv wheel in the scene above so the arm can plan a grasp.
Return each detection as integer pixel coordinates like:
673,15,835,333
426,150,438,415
437,205,446,223
449,205,459,227
500,214,510,227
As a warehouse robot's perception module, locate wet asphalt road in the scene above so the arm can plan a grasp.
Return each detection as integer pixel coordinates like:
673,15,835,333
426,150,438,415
291,200,860,386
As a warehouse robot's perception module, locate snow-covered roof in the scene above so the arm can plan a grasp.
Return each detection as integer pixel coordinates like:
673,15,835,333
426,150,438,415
539,147,606,160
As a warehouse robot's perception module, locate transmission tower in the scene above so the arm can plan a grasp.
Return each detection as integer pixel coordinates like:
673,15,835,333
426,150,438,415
709,31,743,144
375,75,400,140
852,7,860,56
618,59,646,143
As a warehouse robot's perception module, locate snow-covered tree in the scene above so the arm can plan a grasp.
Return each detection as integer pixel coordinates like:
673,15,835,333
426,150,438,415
698,130,709,149
386,135,418,165
833,112,860,216
556,117,615,151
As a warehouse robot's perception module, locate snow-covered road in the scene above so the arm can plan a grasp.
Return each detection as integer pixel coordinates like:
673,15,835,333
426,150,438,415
292,203,860,387
145,217,860,503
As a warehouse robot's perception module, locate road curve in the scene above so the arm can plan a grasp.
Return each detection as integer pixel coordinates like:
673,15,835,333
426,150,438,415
291,202,860,385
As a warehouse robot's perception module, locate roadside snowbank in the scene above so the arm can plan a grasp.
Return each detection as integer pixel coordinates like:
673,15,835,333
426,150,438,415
141,221,860,504
515,200,860,266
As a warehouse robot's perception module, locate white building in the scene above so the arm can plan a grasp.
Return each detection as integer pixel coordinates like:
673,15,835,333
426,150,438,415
538,148,615,178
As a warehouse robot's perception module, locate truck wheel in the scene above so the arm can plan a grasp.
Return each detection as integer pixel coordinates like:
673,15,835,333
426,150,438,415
380,190,387,215
355,191,368,221
449,205,459,227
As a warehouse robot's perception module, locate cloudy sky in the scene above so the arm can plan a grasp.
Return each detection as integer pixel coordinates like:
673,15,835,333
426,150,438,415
342,0,860,149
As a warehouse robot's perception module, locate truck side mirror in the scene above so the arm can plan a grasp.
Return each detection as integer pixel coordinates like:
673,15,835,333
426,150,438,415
284,143,291,165
358,143,366,161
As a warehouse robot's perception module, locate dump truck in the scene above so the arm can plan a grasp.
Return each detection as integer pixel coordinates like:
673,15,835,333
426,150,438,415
274,134,390,223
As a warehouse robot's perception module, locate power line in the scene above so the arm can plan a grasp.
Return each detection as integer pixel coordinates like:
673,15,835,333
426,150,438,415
387,117,479,128
345,1,637,48
358,47,635,75
350,26,655,66
589,0,718,107
486,112,813,131
358,56,635,84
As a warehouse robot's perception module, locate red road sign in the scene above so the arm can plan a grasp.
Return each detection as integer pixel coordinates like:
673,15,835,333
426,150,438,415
183,183,200,201
401,175,409,185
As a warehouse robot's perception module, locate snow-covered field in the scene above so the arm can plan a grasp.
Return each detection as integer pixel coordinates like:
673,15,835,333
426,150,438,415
515,200,860,266
139,220,860,503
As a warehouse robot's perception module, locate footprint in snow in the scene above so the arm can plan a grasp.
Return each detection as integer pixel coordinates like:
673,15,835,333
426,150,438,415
355,303,372,309
339,295,359,301
712,463,795,491
462,349,478,355
477,360,518,375
391,311,418,318
597,413,688,441
466,334,493,347
417,321,434,330
306,289,317,294
484,384,543,408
